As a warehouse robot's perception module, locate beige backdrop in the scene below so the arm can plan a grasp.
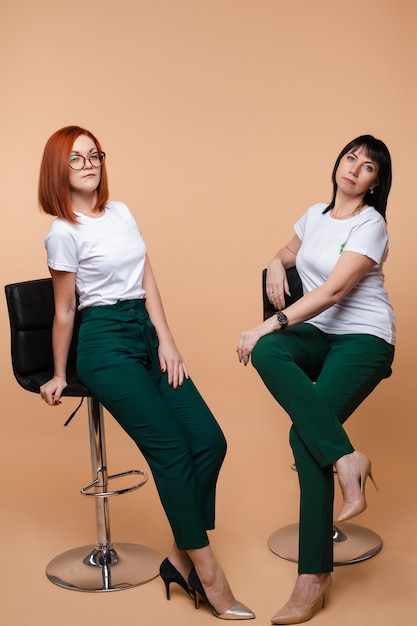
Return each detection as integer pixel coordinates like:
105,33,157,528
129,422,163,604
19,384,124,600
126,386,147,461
1,1,416,625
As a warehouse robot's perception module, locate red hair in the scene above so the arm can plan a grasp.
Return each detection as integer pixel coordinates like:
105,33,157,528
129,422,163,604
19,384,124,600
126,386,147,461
38,126,109,224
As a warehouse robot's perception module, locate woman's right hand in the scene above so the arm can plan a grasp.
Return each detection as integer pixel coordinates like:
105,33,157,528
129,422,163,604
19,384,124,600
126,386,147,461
40,376,68,406
265,258,290,311
266,236,301,310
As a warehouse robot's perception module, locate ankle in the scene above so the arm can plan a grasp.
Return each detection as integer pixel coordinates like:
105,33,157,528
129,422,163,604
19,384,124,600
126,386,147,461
187,546,221,586
298,573,326,581
291,574,329,599
168,548,193,577
295,573,328,589
336,451,361,501
335,450,356,473
193,565,236,613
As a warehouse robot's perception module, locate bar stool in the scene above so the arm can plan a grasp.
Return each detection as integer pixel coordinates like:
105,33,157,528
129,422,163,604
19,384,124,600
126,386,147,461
262,268,389,565
268,471,384,565
5,278,162,592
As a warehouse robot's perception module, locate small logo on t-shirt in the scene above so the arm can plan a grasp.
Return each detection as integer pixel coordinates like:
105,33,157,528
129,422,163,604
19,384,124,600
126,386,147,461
339,243,345,255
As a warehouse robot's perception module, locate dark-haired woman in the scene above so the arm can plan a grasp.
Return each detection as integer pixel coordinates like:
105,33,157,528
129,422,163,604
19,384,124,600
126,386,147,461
39,126,255,621
237,135,395,624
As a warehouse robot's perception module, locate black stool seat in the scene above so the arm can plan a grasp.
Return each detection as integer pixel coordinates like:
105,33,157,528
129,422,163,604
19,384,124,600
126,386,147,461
5,278,162,591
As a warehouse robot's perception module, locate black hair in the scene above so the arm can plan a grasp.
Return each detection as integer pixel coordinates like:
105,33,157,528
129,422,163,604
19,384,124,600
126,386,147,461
323,135,392,221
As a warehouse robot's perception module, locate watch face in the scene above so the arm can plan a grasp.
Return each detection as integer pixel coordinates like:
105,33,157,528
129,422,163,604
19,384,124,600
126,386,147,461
277,311,288,329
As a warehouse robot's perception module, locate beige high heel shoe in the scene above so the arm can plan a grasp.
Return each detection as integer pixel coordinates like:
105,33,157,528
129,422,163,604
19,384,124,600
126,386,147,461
271,574,332,624
337,451,378,522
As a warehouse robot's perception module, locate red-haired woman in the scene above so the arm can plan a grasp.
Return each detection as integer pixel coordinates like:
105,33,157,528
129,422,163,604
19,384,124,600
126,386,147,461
39,126,254,621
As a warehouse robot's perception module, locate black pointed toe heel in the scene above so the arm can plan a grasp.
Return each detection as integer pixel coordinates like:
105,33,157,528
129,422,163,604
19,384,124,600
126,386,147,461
159,558,194,600
188,567,255,620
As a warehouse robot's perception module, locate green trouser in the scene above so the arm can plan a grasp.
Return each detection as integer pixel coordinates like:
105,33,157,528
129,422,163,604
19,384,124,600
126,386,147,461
251,323,394,573
76,299,227,550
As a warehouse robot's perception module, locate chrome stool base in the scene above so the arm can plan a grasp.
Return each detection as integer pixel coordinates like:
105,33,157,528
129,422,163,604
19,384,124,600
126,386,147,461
268,522,382,566
46,542,162,592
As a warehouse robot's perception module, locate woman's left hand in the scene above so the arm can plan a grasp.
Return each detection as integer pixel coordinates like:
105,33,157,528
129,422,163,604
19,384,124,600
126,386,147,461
158,339,189,389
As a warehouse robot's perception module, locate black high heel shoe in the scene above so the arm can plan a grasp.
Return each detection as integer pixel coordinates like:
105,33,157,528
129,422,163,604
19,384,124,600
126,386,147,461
188,567,255,620
159,558,194,600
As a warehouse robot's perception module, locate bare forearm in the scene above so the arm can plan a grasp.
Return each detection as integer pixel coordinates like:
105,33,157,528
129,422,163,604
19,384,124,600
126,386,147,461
52,312,75,378
40,269,76,405
269,250,375,329
142,254,189,387
282,285,337,326
268,245,297,271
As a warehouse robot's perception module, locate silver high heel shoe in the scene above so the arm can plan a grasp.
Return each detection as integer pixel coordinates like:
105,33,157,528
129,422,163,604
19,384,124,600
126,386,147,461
337,451,378,522
188,567,255,620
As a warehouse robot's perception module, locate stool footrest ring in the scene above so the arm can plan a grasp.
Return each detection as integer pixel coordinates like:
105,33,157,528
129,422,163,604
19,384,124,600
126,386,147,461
81,469,148,497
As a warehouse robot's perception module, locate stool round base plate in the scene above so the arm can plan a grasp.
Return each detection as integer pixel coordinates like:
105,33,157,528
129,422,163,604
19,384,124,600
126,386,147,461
268,522,382,566
46,543,162,592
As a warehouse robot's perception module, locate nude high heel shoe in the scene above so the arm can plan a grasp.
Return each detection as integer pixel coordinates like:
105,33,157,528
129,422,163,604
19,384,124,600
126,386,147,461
337,451,378,522
271,574,332,625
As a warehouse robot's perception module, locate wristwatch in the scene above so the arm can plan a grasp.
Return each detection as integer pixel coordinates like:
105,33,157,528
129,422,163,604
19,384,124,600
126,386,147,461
276,311,288,331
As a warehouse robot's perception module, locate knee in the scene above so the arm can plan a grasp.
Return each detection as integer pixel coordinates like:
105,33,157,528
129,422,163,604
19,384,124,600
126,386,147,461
214,429,227,463
203,422,227,464
251,335,277,374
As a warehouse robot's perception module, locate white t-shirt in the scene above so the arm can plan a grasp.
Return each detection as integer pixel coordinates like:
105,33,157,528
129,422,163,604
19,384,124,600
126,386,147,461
294,203,395,345
45,201,147,309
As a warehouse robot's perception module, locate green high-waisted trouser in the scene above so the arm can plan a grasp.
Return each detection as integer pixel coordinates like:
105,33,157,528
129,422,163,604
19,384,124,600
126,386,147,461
251,323,394,573
76,299,227,551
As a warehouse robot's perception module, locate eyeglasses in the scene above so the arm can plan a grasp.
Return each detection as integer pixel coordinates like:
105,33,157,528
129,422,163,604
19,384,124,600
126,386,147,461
69,152,106,170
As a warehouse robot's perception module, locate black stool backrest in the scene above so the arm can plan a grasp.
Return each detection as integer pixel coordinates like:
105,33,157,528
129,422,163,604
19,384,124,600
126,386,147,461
4,278,89,396
262,266,303,321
